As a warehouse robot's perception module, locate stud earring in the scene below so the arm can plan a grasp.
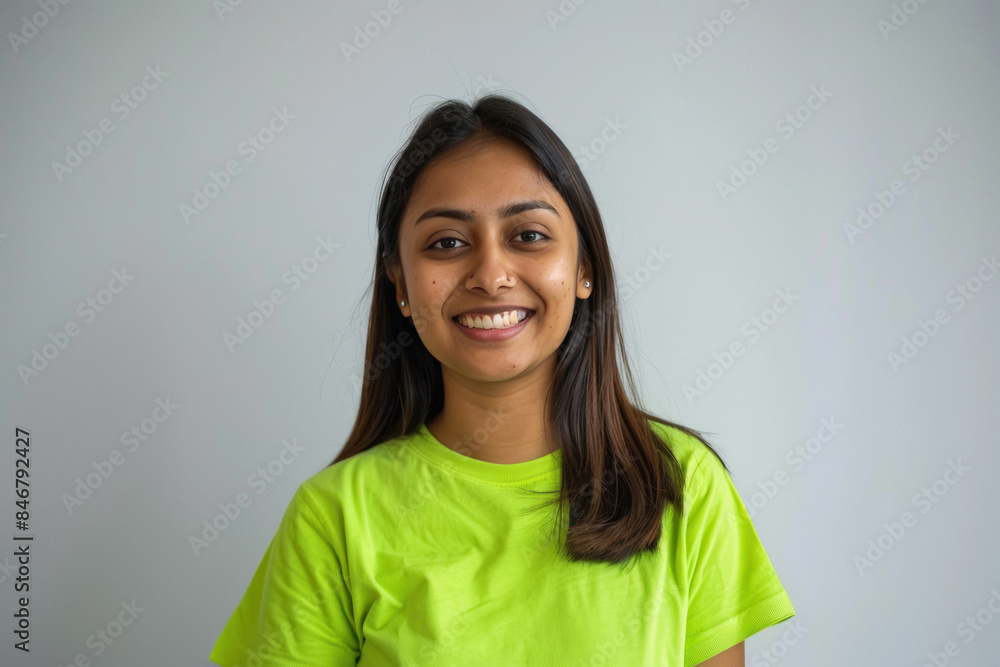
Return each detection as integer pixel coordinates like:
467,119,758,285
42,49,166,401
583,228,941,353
400,300,406,307
584,281,590,288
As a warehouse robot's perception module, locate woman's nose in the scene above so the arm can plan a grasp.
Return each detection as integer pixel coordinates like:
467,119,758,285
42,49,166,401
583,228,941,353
464,237,515,294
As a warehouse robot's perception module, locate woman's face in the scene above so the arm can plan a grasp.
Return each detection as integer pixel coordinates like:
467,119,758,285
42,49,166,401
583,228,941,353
388,135,592,385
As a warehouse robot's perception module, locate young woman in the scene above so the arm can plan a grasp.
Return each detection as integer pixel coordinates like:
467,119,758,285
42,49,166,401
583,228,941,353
211,95,796,666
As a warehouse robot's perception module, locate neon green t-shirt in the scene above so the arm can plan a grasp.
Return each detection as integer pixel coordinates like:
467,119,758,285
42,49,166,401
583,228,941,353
210,420,795,666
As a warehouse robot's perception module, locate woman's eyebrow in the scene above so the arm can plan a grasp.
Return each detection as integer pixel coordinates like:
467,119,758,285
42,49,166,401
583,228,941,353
414,199,559,225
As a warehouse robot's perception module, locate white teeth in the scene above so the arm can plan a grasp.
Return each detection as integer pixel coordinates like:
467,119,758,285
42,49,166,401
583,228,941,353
459,309,528,330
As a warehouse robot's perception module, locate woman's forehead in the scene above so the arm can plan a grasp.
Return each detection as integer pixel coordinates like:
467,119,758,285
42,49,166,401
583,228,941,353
405,142,563,218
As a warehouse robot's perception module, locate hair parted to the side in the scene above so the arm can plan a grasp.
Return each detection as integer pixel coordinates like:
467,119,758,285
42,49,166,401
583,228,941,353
330,93,728,567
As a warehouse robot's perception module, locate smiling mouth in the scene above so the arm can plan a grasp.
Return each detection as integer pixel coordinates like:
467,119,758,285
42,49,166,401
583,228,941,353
454,309,532,330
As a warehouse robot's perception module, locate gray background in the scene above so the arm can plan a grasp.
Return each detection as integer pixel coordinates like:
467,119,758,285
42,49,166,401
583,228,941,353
2,0,999,665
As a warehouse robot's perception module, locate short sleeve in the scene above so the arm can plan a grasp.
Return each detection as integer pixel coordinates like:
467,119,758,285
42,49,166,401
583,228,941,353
682,448,795,667
209,484,360,666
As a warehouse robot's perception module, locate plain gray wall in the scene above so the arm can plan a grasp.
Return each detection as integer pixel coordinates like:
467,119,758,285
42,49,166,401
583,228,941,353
2,0,998,665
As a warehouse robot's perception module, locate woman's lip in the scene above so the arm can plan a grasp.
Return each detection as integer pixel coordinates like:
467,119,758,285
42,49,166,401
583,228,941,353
453,310,533,341
453,308,533,319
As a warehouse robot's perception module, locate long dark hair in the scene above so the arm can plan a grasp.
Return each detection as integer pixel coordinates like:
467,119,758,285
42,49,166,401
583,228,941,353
331,94,727,566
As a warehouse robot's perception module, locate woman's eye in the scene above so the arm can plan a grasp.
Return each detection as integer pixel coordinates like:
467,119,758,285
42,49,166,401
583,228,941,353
429,231,548,250
517,230,547,243
430,237,467,250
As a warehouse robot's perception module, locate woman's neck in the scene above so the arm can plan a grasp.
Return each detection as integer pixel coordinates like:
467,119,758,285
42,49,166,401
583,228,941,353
427,361,560,464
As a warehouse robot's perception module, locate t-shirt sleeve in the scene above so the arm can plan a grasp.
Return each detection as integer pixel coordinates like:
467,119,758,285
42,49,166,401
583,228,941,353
209,483,360,667
682,447,795,667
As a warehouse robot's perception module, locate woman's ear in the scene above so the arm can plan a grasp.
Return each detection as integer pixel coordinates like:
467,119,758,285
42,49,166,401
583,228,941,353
577,260,593,300
386,262,409,316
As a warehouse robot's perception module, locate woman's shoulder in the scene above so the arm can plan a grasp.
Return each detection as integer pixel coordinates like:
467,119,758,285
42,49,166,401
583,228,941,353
291,429,419,509
646,418,725,485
